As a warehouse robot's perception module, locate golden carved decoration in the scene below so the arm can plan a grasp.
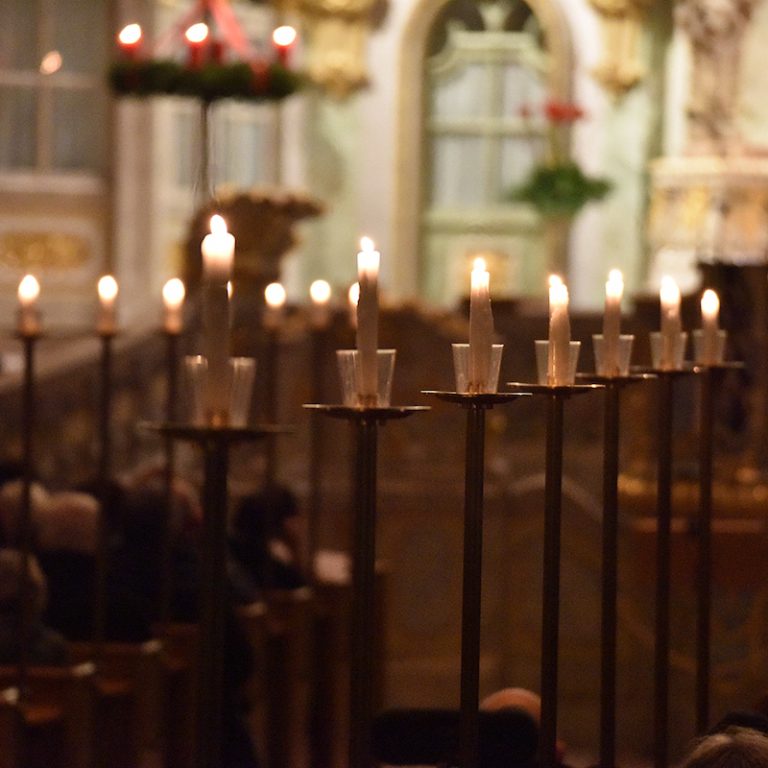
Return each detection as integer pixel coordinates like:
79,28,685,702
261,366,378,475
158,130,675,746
292,0,380,98
0,232,90,270
588,0,656,96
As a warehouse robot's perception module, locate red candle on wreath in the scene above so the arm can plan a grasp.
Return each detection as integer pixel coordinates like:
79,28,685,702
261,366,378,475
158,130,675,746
117,23,142,60
185,23,209,69
272,26,297,66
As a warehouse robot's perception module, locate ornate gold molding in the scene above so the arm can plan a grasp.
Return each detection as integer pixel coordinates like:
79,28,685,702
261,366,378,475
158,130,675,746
588,0,656,96
0,232,90,270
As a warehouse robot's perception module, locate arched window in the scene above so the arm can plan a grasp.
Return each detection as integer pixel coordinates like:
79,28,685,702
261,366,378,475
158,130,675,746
396,0,572,305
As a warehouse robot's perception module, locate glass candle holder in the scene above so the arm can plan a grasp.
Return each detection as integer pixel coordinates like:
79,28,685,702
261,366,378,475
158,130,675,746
184,355,256,427
692,329,727,366
535,340,581,386
451,343,503,394
649,332,688,371
336,349,396,407
592,334,635,377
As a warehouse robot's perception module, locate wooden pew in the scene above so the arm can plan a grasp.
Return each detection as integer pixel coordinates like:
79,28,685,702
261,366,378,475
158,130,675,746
0,688,24,768
235,601,268,757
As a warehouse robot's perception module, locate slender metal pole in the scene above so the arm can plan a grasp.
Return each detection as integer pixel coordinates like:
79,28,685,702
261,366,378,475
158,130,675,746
696,368,714,733
160,331,180,627
349,415,378,768
264,328,280,485
541,392,565,768
307,327,325,571
93,332,114,654
600,382,621,768
197,436,230,768
17,334,36,700
654,373,674,768
459,403,486,768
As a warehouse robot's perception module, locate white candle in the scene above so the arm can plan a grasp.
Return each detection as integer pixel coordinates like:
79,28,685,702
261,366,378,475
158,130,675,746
264,281,287,330
356,237,379,403
97,275,118,335
548,275,571,385
700,288,720,364
162,278,185,334
17,274,41,337
660,275,682,369
309,279,332,329
201,215,233,424
468,256,493,393
348,282,360,329
602,269,623,376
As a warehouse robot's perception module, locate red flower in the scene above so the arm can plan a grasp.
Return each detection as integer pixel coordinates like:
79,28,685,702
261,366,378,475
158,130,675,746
544,99,585,123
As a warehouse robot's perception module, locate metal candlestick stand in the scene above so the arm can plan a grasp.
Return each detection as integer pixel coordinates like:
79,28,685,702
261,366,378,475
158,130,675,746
580,373,653,768
507,382,602,768
17,330,39,698
159,330,181,627
93,331,115,653
146,422,288,768
303,404,427,768
264,327,280,485
693,362,740,734
307,326,326,571
423,391,528,768
645,368,694,768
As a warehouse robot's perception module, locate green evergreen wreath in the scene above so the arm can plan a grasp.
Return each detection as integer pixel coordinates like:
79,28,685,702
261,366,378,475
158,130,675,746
109,59,302,102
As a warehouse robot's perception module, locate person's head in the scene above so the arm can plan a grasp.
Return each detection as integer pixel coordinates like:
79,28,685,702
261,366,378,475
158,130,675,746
37,491,99,554
681,728,768,768
480,687,541,725
0,548,47,620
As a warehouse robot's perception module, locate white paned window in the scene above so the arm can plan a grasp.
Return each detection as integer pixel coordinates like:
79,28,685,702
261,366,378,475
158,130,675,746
0,0,108,178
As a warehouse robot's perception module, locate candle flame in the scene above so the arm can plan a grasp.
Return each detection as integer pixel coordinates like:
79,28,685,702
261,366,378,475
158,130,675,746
265,282,287,309
701,288,719,318
185,23,209,44
227,281,233,299
209,214,228,236
118,24,142,46
348,282,360,307
548,274,563,289
162,278,185,309
18,274,40,305
606,269,624,301
472,256,487,273
98,275,118,302
310,279,331,305
360,236,375,253
660,275,680,307
549,277,568,306
272,25,297,47
39,50,62,75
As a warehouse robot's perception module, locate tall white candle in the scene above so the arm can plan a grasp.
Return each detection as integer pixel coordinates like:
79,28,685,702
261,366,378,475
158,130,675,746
356,237,379,404
162,278,185,334
602,269,623,376
309,279,332,329
700,289,720,364
660,276,682,369
264,281,287,330
548,275,571,386
97,275,118,335
348,282,360,329
17,274,41,337
468,256,493,392
201,215,234,424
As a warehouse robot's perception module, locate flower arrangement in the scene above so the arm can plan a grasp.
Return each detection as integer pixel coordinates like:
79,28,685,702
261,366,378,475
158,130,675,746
508,99,611,218
109,0,302,103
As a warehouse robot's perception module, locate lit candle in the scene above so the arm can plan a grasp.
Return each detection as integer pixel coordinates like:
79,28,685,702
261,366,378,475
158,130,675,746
272,25,297,66
602,269,623,377
162,278,185,335
660,275,682,369
17,274,41,337
548,275,571,386
201,215,234,424
264,281,287,330
348,282,359,329
117,23,142,60
700,288,720,364
309,279,332,329
185,22,209,69
97,275,118,335
356,237,379,404
468,256,493,393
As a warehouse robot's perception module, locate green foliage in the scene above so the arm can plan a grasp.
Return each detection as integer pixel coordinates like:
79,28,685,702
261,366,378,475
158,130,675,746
508,162,612,218
108,59,303,103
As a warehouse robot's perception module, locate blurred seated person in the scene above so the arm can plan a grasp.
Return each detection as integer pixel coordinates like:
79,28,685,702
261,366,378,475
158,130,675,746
0,479,50,548
0,548,69,666
230,484,306,591
680,727,768,768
